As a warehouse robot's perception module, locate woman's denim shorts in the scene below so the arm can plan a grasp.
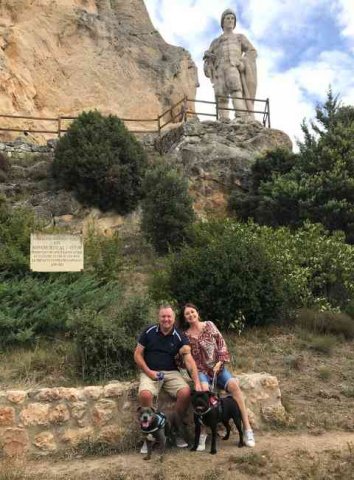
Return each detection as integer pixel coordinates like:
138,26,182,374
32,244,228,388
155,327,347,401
198,367,234,391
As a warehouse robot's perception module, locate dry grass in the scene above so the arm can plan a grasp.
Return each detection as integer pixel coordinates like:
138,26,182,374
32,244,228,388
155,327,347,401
227,326,354,432
0,460,44,480
0,340,77,389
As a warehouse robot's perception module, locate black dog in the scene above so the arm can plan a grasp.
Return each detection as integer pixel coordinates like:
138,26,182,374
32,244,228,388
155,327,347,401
137,406,168,460
191,391,244,454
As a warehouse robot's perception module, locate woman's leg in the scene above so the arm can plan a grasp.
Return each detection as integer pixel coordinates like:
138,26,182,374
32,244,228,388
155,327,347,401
225,378,251,430
218,369,255,447
196,373,210,451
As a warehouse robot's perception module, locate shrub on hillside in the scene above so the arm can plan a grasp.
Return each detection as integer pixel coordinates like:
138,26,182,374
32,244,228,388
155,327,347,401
84,227,122,282
141,161,195,254
70,295,154,380
0,275,122,347
296,308,354,340
52,111,147,214
229,92,354,244
0,197,40,277
151,220,354,329
151,222,288,329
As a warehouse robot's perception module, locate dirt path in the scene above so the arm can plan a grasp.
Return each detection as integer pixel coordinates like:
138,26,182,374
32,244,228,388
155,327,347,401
28,431,354,479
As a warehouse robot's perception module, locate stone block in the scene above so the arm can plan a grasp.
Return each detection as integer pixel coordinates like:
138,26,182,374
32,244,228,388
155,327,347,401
0,406,16,426
92,399,117,427
60,427,94,446
70,401,89,427
34,431,57,452
33,388,62,402
19,403,49,426
6,390,27,404
48,404,70,424
83,386,103,400
2,428,30,456
58,387,84,402
103,383,125,398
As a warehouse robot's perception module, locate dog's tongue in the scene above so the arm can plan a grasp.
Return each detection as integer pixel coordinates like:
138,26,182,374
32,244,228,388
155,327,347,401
142,421,150,428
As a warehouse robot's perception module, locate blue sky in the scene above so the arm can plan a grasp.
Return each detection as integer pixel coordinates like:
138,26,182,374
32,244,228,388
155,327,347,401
144,0,354,148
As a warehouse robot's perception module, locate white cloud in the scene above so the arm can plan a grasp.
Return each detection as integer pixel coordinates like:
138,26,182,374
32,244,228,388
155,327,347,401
144,1,354,150
336,0,354,41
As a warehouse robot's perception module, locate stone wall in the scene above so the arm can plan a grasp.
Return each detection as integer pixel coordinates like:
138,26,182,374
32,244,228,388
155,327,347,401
0,139,55,156
0,373,288,457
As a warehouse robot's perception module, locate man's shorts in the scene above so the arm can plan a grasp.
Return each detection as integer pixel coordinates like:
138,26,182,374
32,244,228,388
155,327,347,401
139,370,189,398
198,367,234,391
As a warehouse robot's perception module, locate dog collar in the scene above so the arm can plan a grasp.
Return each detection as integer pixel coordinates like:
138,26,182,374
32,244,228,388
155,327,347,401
193,397,220,418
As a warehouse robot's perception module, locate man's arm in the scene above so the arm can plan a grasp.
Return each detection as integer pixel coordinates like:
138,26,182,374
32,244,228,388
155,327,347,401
179,345,202,391
134,344,158,380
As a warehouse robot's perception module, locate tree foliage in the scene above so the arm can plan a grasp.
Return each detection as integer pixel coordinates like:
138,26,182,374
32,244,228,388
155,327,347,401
141,161,195,254
230,90,354,243
52,111,147,214
151,220,354,329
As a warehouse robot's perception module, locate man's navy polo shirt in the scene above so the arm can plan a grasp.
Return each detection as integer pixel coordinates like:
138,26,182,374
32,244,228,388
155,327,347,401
138,324,189,371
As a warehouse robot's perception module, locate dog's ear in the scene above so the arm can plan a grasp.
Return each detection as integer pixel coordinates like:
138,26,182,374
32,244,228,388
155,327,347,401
137,406,142,412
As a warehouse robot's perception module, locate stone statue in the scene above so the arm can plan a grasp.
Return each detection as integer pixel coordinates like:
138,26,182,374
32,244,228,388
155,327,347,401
204,8,257,120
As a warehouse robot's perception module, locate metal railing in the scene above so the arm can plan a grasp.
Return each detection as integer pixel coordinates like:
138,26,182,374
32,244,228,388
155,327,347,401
0,95,270,137
185,96,270,128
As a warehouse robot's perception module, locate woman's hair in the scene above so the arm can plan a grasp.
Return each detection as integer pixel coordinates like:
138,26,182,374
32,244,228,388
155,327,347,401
178,303,200,330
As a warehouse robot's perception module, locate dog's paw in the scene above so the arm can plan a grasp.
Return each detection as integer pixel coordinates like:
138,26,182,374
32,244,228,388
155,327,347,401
143,455,151,461
210,449,217,455
238,442,245,448
190,446,197,452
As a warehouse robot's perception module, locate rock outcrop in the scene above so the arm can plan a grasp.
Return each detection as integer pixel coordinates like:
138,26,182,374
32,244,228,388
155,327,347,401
0,0,198,138
157,118,292,216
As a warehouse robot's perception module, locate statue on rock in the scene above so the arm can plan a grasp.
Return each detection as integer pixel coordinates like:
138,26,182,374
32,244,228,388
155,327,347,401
203,8,257,120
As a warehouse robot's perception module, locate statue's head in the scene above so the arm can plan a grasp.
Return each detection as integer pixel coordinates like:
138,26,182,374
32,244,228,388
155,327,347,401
221,8,237,30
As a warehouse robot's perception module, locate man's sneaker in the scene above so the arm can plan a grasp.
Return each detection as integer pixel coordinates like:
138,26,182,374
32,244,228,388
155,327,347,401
244,429,255,447
196,433,207,451
176,437,188,448
140,441,148,454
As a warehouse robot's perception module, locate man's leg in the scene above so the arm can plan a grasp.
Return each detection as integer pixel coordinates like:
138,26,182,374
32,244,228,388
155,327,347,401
175,386,190,418
214,77,229,120
231,90,249,118
139,389,153,407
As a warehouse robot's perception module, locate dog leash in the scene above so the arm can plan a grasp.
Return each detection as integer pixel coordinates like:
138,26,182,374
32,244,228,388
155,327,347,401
154,371,164,410
211,371,217,394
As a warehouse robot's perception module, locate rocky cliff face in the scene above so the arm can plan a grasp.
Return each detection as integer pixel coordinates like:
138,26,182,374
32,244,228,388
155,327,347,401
156,118,292,217
0,0,198,136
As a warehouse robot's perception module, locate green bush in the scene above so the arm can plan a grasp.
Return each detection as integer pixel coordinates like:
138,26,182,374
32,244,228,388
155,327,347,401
229,92,354,244
151,220,354,329
52,111,147,214
151,221,288,329
141,161,195,254
84,227,122,282
70,295,154,381
0,275,122,347
0,197,40,277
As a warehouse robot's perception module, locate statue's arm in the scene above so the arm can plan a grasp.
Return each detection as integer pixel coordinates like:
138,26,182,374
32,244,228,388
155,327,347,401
203,39,218,80
239,33,257,59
